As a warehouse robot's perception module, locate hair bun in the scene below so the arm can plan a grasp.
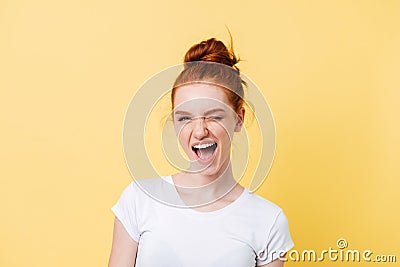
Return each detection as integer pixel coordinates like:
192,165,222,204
184,38,240,70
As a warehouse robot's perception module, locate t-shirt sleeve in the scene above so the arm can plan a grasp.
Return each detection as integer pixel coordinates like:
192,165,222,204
111,182,140,242
256,210,294,266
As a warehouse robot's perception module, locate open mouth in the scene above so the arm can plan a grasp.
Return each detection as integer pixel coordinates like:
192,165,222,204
192,142,217,161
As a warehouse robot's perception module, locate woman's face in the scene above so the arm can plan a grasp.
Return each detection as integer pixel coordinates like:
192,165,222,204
172,83,244,176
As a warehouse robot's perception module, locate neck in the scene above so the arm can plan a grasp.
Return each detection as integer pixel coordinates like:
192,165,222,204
172,161,240,207
178,160,235,186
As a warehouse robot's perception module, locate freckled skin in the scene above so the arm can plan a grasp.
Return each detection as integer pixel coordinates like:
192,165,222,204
173,84,244,178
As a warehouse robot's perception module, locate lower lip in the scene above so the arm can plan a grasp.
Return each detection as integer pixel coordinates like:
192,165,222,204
193,145,217,165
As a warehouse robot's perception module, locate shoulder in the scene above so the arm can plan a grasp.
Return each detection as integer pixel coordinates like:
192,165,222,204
120,176,170,191
242,190,284,218
115,177,167,202
235,190,292,237
130,176,182,207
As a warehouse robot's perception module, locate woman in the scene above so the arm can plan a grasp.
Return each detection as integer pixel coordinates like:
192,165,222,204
108,37,294,267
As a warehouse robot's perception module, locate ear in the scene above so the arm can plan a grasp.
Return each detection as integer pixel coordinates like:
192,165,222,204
234,107,245,132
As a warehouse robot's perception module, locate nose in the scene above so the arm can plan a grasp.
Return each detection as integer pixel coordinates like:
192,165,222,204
192,117,208,139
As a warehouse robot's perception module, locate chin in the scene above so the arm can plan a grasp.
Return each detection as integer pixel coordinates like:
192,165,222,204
192,157,230,178
197,166,221,177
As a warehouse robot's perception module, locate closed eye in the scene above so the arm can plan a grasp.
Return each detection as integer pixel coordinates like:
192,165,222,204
206,116,223,121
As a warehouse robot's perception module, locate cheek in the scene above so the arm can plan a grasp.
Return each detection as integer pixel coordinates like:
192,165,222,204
211,120,236,139
175,124,190,145
209,124,233,145
174,121,186,136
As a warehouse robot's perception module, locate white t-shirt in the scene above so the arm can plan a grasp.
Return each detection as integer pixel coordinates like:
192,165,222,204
111,176,294,266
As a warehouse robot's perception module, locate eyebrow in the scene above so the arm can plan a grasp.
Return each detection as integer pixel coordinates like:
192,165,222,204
174,108,226,116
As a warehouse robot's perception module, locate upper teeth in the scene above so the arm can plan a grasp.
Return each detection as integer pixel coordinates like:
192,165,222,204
193,143,215,149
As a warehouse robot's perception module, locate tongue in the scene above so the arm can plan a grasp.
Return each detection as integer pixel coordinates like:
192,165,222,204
198,146,215,160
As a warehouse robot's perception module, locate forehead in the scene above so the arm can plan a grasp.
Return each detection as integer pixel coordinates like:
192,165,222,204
173,83,230,108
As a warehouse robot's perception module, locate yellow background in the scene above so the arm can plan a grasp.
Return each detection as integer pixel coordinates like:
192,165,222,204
1,1,399,266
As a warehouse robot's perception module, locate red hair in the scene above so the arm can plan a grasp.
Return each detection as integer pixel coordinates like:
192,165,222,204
172,38,246,113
